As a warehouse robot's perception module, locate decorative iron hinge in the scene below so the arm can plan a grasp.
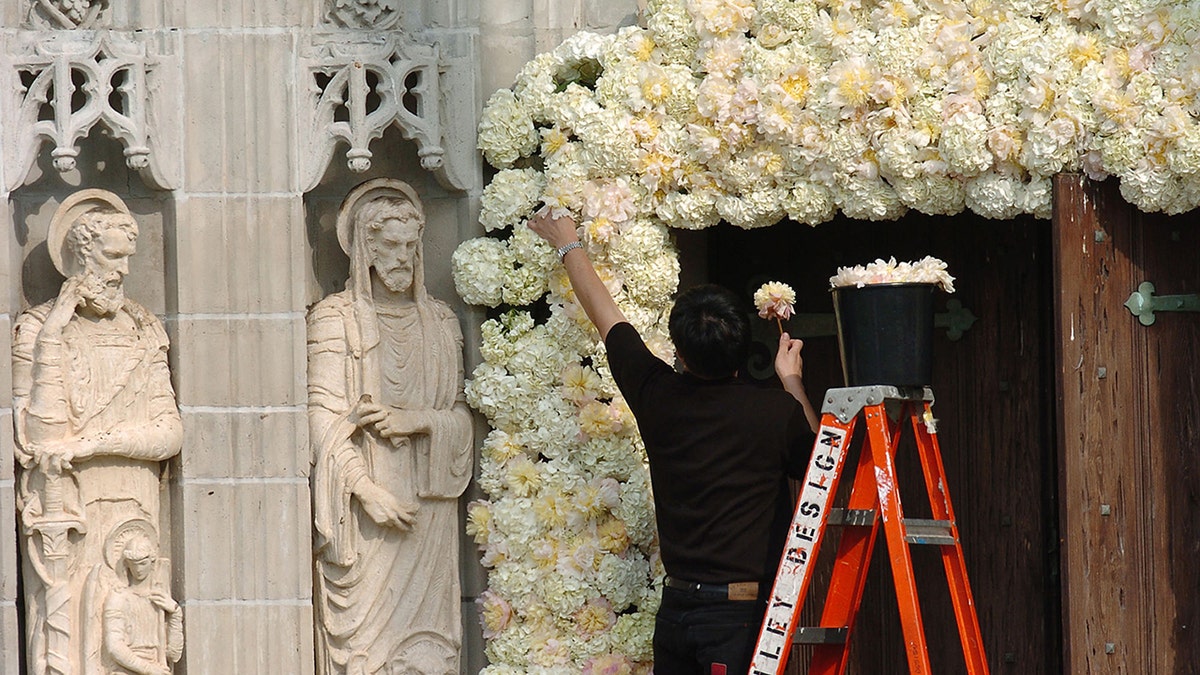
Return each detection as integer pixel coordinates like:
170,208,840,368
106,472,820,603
1124,282,1200,326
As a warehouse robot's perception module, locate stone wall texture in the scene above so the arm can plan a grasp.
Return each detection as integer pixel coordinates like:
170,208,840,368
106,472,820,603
0,0,639,672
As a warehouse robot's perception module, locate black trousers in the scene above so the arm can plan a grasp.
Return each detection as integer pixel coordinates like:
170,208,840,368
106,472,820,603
653,586,768,675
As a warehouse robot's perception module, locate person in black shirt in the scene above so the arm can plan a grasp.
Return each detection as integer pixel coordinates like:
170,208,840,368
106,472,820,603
529,210,820,675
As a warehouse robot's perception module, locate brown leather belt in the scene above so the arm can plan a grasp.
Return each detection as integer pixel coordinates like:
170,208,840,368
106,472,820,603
664,577,761,601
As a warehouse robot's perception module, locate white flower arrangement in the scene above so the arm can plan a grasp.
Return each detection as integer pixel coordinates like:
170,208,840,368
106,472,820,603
830,257,957,293
459,0,1200,668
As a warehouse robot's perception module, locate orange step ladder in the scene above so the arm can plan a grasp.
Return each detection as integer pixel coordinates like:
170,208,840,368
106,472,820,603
749,386,989,675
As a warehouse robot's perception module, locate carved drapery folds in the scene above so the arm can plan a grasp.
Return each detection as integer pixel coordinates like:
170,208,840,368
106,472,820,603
308,179,473,674
27,0,110,29
325,0,402,31
301,35,464,191
3,32,177,191
14,189,184,675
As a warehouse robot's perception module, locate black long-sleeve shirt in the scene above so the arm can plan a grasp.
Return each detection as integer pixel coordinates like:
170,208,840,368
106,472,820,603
605,322,815,584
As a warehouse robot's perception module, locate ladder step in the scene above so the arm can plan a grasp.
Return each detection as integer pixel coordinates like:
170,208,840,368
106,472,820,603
904,519,957,545
793,627,848,645
827,508,876,527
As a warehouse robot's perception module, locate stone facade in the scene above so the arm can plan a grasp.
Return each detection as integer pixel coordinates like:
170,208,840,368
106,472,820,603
0,0,639,672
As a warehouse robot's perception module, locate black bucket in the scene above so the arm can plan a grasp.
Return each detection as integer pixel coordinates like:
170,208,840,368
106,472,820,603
832,283,935,387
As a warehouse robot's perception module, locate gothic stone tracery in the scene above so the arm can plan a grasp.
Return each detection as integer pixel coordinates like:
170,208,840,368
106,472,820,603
3,31,177,191
300,34,464,191
325,0,403,31
27,0,110,30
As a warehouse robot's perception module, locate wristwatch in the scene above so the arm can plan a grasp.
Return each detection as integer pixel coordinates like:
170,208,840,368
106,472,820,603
556,240,583,261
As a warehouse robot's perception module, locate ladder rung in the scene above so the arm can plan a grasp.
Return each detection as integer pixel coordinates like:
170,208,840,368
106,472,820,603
904,519,957,545
793,627,848,645
827,508,876,527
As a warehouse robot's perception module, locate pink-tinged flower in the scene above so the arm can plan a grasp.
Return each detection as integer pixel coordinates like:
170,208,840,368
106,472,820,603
530,634,571,667
479,538,509,568
754,281,797,321
582,652,635,675
561,363,603,405
477,590,514,639
579,400,626,438
827,56,877,110
597,517,632,556
575,597,618,637
582,178,637,224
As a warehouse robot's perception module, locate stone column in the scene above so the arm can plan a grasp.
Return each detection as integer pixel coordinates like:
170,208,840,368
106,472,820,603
167,3,315,672
0,190,16,675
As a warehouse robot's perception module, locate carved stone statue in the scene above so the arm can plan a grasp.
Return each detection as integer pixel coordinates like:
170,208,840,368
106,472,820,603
12,189,183,675
308,178,473,675
101,521,183,675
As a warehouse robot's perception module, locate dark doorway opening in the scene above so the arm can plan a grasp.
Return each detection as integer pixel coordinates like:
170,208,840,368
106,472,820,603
675,212,1062,674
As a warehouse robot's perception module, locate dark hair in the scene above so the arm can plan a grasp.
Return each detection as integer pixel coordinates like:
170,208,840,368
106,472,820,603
668,284,750,379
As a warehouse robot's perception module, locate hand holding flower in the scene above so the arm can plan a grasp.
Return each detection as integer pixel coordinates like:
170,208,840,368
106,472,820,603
527,207,580,250
774,332,805,381
775,332,820,433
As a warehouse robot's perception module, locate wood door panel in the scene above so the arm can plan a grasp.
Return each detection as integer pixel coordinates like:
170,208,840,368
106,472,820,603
1054,175,1200,674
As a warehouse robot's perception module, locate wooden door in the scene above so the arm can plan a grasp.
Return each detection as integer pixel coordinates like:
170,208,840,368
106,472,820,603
1053,175,1200,674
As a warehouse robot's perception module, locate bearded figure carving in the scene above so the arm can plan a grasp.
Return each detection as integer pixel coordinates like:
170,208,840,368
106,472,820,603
13,189,183,675
308,179,473,675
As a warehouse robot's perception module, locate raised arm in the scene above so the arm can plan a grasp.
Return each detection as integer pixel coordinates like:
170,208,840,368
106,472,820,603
527,210,627,340
775,332,820,433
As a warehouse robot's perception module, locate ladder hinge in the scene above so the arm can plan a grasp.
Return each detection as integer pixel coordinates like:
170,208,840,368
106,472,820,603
827,508,877,527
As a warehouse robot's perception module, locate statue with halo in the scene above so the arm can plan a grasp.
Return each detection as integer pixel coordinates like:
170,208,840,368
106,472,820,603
308,178,474,675
12,189,183,675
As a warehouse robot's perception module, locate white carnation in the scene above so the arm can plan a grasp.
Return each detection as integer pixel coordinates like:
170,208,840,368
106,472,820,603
513,52,559,124
577,109,640,177
892,174,967,215
1118,163,1175,213
837,175,907,221
1021,174,1054,219
646,0,700,65
1167,125,1200,176
1022,116,1082,175
689,0,756,38
782,181,837,225
656,191,722,229
756,0,818,33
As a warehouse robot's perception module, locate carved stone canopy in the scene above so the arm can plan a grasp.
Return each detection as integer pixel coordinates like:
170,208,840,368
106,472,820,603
325,0,402,31
27,0,110,29
3,31,177,191
300,34,465,192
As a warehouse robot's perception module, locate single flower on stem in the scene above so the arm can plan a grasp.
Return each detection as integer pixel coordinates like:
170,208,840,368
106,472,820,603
754,281,796,334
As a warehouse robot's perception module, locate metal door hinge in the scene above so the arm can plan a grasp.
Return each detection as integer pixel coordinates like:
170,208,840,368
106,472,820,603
1125,282,1200,326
